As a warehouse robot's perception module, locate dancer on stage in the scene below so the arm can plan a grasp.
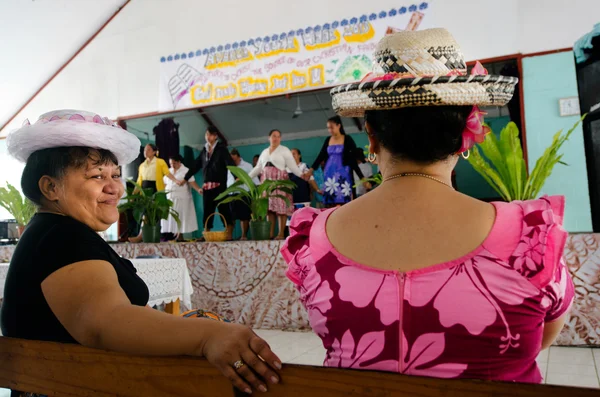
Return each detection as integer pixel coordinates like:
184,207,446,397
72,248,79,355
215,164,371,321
249,129,309,240
129,143,181,242
136,143,179,194
227,149,259,240
289,148,321,205
307,116,370,207
162,155,202,240
182,126,234,240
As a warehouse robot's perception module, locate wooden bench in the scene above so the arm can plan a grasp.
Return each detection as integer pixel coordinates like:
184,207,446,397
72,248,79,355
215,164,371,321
0,337,596,396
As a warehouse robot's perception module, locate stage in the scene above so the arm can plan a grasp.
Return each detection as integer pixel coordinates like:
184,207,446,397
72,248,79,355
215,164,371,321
1,235,599,346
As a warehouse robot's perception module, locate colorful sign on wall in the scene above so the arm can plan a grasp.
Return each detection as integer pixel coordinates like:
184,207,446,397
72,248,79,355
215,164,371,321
158,3,433,111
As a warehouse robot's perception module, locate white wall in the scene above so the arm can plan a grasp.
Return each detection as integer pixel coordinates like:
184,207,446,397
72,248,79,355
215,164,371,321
0,0,126,129
2,0,600,135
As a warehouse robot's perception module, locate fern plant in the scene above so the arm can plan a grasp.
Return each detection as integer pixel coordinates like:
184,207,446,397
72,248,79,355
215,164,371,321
467,118,584,201
0,183,36,226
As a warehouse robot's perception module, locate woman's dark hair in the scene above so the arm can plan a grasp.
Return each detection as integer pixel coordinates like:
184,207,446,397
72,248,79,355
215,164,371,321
269,129,281,137
364,106,472,164
206,125,229,146
291,148,302,161
230,148,240,157
355,147,366,163
146,143,158,152
21,147,118,206
327,116,346,135
169,154,184,162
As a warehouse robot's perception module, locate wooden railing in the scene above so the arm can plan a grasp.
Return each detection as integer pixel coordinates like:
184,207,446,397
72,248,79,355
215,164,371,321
0,337,596,396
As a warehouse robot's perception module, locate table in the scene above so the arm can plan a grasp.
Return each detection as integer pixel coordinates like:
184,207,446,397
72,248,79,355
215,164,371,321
109,241,309,331
0,259,192,315
131,258,193,314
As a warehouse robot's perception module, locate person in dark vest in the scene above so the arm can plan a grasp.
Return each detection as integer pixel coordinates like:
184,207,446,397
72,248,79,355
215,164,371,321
181,126,234,240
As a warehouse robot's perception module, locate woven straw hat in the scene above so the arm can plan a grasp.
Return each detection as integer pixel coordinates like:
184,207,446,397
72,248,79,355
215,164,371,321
331,28,518,117
7,109,141,165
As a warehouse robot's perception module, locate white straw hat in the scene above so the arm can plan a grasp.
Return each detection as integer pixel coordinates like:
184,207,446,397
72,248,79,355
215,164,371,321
7,109,141,165
331,28,518,117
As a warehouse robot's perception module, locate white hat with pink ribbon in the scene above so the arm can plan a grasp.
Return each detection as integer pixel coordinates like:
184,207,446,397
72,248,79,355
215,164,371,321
7,109,141,165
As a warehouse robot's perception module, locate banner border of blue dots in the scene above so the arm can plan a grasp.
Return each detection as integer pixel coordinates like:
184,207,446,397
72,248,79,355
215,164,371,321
159,3,429,63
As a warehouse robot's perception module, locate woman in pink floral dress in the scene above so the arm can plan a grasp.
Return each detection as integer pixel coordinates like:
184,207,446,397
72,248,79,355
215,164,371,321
281,28,574,384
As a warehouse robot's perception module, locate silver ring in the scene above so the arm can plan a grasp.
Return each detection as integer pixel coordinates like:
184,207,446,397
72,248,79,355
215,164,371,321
233,360,245,370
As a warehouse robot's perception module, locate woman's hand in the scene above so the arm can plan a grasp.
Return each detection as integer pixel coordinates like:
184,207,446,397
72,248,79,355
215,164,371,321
363,181,372,191
200,322,282,394
196,188,203,195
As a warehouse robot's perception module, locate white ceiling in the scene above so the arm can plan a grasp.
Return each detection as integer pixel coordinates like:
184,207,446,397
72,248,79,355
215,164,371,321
0,0,127,129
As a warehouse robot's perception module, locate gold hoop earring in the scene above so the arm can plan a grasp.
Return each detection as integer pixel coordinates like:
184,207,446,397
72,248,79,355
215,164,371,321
367,153,377,163
461,150,470,160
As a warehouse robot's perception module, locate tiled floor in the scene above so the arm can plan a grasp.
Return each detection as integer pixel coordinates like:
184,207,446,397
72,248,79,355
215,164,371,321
1,330,598,395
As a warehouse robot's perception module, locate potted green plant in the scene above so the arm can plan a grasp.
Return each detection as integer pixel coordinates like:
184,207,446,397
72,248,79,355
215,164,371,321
118,181,181,243
215,166,296,241
467,118,584,201
0,183,36,237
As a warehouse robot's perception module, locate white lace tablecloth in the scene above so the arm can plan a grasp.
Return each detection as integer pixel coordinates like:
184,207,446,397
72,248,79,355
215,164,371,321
0,263,8,300
131,258,193,309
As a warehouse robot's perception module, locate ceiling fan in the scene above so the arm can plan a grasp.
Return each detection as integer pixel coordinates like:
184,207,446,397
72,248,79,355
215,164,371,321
271,95,330,118
292,96,330,118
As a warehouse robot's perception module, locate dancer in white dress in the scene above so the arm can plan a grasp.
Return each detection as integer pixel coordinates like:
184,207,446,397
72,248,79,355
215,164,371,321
162,155,202,239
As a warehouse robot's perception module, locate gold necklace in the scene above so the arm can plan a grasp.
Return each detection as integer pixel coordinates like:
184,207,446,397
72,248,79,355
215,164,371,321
383,172,453,189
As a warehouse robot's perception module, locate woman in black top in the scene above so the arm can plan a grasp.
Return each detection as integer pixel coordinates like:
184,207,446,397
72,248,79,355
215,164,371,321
1,110,281,396
182,125,235,239
308,116,370,207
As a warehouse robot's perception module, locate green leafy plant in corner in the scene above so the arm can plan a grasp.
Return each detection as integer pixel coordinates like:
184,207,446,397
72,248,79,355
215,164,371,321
118,181,181,227
0,183,36,226
215,166,296,221
467,117,585,201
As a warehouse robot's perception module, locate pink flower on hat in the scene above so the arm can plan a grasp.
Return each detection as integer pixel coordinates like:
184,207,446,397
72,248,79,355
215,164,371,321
459,106,491,153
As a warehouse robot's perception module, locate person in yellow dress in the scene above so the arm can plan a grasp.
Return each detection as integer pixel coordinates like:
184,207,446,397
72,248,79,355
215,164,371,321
136,144,179,193
129,144,181,242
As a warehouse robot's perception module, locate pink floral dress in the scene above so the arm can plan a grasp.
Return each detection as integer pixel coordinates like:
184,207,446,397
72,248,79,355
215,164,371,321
281,196,574,383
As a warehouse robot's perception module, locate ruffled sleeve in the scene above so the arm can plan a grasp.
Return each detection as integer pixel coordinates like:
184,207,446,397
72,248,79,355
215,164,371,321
280,207,320,286
511,195,574,321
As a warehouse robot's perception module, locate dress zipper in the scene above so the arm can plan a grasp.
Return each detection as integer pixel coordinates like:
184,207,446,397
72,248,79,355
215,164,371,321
398,271,405,373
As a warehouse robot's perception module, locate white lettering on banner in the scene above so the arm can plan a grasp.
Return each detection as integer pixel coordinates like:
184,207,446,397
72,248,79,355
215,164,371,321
309,66,325,86
214,83,237,101
291,72,307,89
159,3,432,110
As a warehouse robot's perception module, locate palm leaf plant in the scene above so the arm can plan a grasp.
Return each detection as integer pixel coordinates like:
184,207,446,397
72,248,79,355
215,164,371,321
0,183,36,226
215,166,296,240
467,118,584,201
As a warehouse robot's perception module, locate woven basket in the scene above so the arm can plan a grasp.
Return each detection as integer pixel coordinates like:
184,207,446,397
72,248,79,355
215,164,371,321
203,213,229,242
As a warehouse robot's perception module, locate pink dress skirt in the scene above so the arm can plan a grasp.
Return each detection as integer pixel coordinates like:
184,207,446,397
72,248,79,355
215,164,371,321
261,166,294,216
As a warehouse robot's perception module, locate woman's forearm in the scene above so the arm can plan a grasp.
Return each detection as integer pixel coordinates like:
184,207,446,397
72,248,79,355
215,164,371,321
90,303,220,357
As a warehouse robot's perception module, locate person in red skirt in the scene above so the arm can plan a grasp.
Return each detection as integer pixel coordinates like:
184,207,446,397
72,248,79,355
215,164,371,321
249,129,309,239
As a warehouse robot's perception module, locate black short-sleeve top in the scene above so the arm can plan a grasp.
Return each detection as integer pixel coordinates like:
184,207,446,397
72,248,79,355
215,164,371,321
0,213,149,343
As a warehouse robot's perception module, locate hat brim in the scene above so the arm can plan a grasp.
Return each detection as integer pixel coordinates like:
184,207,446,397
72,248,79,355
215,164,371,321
331,74,519,117
6,119,141,165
